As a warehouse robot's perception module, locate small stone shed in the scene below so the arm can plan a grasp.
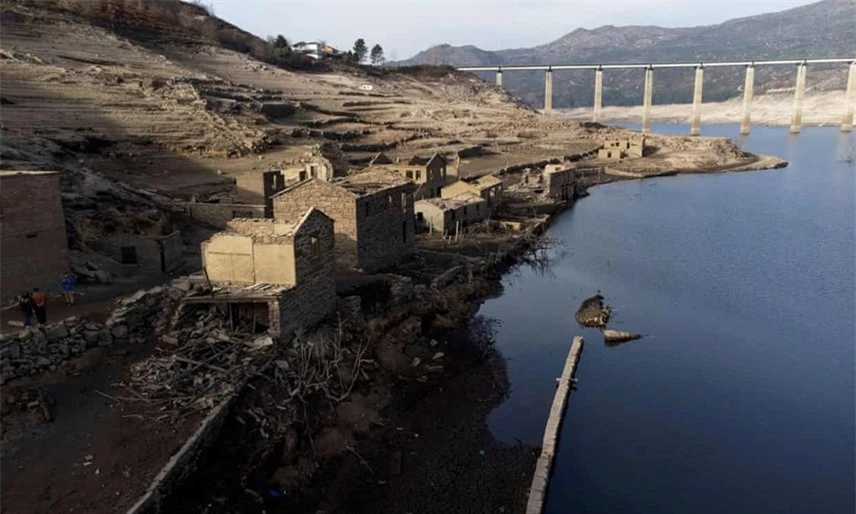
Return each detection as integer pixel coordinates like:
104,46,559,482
441,174,504,211
0,171,69,301
98,231,182,274
198,208,336,335
271,170,415,272
415,192,488,235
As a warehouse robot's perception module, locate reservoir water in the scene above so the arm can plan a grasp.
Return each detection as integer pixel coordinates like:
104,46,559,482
479,124,855,513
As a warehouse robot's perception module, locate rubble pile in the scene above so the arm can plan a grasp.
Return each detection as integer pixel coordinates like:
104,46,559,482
0,285,180,384
120,306,274,416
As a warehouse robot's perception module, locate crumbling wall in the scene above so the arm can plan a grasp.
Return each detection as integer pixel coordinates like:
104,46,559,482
0,285,183,384
0,171,70,302
97,233,182,273
183,202,266,228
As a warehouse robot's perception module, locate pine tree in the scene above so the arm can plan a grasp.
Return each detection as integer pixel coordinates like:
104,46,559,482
370,44,385,66
353,38,368,64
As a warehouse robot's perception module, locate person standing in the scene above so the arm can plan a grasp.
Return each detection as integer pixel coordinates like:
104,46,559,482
61,272,77,305
30,288,47,326
18,291,33,328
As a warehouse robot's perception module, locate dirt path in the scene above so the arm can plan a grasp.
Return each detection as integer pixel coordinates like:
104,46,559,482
0,342,202,514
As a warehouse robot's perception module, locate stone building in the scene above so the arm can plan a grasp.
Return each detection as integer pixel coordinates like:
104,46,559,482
369,152,449,200
542,164,577,201
597,137,645,160
271,170,415,272
0,171,69,301
441,174,504,211
198,208,336,335
415,192,488,235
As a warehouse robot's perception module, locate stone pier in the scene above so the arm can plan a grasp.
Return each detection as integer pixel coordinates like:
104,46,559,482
496,68,503,88
593,67,603,123
842,62,856,132
690,65,704,136
642,66,654,134
790,62,807,134
544,68,553,114
525,336,585,514
740,65,755,135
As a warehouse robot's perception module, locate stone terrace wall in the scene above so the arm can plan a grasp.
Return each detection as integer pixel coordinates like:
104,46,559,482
0,285,183,384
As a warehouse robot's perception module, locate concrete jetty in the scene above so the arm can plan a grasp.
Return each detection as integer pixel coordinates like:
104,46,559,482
525,336,585,514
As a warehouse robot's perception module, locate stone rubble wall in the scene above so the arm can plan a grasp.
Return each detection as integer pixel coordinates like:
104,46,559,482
0,285,185,384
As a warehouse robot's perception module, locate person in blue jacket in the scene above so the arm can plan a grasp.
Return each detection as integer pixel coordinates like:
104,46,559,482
61,272,77,305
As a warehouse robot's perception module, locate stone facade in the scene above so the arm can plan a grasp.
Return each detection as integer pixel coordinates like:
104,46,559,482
542,165,577,201
597,137,645,160
415,193,488,234
0,171,70,302
0,285,180,383
271,172,415,272
183,202,266,228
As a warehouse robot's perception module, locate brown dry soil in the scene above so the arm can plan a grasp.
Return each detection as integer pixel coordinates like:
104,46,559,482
0,342,203,514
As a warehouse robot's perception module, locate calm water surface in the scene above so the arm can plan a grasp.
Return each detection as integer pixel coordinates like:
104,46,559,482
478,124,855,513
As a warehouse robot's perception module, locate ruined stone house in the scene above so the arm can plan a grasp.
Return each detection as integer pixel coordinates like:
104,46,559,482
369,152,450,200
542,164,578,201
197,208,336,336
97,231,183,274
440,174,504,211
0,171,69,302
597,137,645,160
271,170,415,272
415,192,488,235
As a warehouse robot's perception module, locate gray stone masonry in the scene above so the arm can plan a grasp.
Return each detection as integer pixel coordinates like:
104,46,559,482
272,180,416,272
0,285,184,384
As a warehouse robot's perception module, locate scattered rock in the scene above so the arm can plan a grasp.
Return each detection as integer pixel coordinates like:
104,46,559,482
410,357,421,367
432,352,445,361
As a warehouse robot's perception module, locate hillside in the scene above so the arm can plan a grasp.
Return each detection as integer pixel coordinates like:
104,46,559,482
396,0,855,108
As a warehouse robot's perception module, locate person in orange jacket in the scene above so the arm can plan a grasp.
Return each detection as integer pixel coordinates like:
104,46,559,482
30,287,47,325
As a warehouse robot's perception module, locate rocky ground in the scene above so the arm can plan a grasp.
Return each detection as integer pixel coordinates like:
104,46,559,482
559,90,853,128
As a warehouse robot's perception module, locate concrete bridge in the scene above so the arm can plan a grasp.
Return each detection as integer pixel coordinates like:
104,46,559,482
458,58,856,135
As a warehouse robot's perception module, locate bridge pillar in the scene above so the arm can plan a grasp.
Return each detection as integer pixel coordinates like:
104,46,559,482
841,62,856,132
740,65,755,135
790,62,807,134
642,66,653,134
593,67,603,123
544,68,553,114
690,65,704,136
496,68,503,88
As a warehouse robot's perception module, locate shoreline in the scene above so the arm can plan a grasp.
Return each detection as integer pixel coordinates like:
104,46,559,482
557,90,852,129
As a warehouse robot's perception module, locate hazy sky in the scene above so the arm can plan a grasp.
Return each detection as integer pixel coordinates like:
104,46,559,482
208,0,817,60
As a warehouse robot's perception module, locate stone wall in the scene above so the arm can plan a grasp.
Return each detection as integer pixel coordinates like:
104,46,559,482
543,169,576,201
354,182,415,272
183,202,266,229
279,209,337,332
0,171,70,302
0,285,182,384
272,180,359,267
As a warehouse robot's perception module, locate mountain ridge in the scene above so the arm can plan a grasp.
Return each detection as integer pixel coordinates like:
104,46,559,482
395,0,855,108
